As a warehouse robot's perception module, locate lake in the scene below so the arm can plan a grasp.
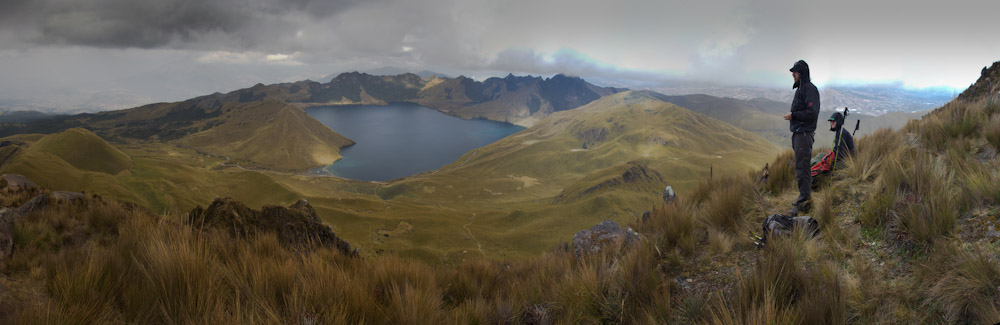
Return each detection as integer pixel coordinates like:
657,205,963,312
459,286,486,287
307,103,524,181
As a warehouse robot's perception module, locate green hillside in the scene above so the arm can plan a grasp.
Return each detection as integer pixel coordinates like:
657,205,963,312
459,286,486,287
27,128,132,175
643,91,931,149
179,100,355,170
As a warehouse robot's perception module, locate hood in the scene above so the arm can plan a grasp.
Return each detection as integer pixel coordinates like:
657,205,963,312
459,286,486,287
790,60,811,89
829,112,844,131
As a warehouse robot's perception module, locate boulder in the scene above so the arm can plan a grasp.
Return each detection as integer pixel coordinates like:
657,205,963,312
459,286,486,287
16,193,49,216
663,185,676,203
573,220,642,258
51,191,85,202
187,197,356,256
289,199,320,223
2,174,36,191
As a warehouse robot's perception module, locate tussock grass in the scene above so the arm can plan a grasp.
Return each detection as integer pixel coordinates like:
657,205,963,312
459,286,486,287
814,189,835,227
641,199,697,254
843,128,903,183
708,234,846,324
919,242,1000,323
764,149,795,195
985,112,1000,150
909,101,983,152
699,176,752,234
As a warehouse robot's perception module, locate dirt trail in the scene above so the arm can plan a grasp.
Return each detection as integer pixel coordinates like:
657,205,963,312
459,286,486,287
463,213,487,257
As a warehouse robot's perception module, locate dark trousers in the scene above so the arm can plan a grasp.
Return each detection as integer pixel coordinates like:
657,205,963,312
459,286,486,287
792,132,814,207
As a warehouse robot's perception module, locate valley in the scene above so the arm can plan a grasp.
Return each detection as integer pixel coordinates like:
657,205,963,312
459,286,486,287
0,77,779,263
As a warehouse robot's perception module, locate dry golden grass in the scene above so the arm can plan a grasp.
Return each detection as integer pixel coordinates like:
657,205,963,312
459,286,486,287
919,242,1000,323
764,149,795,195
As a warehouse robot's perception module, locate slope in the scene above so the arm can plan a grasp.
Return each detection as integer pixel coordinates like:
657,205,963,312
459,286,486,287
179,100,355,170
416,74,623,126
364,91,781,258
641,91,930,148
27,128,132,175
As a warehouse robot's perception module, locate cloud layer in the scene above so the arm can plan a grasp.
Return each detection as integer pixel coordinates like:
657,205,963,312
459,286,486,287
1,0,998,111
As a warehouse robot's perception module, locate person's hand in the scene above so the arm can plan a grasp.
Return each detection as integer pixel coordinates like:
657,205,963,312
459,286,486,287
783,113,792,120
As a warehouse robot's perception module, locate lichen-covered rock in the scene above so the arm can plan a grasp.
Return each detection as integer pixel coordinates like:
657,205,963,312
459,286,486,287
187,197,356,256
572,220,642,258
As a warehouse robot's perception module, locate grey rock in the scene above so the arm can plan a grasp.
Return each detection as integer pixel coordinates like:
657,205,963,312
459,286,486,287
52,191,85,202
17,193,49,216
663,185,676,203
573,220,643,258
2,174,36,191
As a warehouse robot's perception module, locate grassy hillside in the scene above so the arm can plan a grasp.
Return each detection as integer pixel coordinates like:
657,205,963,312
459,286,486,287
367,91,780,260
0,90,781,264
27,128,132,175
3,62,999,322
643,91,931,148
179,100,355,170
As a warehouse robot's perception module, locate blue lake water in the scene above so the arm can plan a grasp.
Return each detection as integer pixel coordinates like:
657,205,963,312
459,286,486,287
307,103,524,181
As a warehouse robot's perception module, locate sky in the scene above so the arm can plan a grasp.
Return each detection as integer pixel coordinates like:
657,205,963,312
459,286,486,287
0,0,997,111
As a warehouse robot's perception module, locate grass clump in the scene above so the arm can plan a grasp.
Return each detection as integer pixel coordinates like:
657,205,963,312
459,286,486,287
699,176,751,234
707,234,846,324
918,242,1000,323
764,149,795,195
984,113,1000,150
641,199,697,254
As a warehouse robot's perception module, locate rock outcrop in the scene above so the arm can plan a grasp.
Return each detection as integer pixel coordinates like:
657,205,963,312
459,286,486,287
2,174,36,191
187,197,356,256
572,220,642,258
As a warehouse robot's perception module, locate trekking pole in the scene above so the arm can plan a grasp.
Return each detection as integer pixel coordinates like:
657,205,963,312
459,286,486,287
852,119,860,137
831,108,848,174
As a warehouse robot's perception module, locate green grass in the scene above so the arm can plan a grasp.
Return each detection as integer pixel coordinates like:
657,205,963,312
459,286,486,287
27,128,132,175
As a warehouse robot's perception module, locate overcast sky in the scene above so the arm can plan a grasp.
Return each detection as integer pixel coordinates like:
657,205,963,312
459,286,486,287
1,0,997,111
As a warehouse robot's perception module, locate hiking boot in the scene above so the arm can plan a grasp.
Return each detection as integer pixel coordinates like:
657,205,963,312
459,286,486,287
786,200,811,216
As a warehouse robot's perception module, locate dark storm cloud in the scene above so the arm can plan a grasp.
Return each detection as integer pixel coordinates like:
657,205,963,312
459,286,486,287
0,0,366,49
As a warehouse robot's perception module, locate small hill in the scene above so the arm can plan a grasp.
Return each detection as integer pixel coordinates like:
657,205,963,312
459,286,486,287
179,100,355,170
28,128,131,175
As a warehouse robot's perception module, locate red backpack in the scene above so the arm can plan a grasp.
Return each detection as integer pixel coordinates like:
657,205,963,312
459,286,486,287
810,150,836,177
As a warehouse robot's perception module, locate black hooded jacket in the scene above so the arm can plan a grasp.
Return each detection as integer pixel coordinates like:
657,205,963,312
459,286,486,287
789,60,820,133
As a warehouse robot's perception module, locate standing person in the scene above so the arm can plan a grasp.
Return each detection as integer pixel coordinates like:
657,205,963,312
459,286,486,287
783,60,820,215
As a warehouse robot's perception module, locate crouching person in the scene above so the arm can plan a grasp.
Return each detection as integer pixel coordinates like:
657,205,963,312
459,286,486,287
809,111,855,186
